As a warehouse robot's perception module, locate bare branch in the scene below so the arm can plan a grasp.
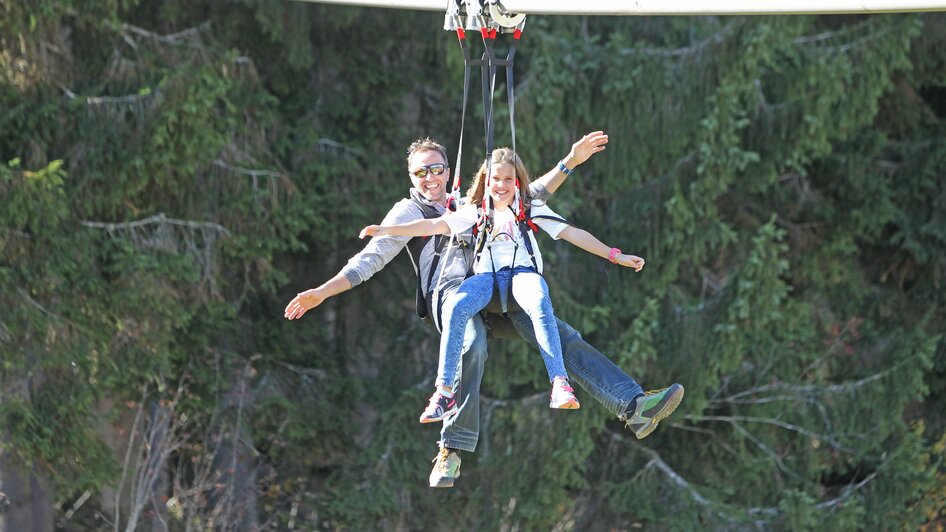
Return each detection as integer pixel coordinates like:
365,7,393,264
86,93,155,106
115,386,147,532
607,431,717,508
317,138,368,159
121,22,211,47
730,421,800,481
683,414,853,453
720,367,897,404
793,24,894,54
609,428,881,527
16,288,92,335
620,23,737,57
80,213,230,235
211,159,285,179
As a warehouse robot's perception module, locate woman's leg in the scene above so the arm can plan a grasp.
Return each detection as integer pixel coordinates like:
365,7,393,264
437,274,495,387
507,270,568,382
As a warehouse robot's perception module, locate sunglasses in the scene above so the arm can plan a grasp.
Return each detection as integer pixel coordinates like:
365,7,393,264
410,163,447,179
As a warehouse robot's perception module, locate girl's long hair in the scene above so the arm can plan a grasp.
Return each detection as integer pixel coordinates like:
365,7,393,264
466,148,532,206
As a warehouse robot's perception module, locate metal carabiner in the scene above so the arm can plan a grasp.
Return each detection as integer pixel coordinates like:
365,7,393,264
487,1,526,30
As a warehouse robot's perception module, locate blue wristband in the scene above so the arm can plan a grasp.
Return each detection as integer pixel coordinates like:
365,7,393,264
558,161,573,175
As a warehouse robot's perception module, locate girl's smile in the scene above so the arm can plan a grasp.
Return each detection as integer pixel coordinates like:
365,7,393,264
488,163,517,209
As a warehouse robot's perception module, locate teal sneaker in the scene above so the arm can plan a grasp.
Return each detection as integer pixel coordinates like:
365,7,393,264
622,384,684,439
429,447,461,488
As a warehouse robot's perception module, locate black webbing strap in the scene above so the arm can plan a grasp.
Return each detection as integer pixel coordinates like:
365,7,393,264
529,213,571,226
479,28,522,159
426,234,449,329
405,198,451,329
472,26,523,270
454,28,490,199
517,209,572,274
481,28,497,235
481,28,496,161
503,29,522,155
453,18,526,279
516,222,540,274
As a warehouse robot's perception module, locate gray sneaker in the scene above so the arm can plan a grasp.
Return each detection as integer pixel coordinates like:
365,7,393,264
429,447,461,488
622,383,684,439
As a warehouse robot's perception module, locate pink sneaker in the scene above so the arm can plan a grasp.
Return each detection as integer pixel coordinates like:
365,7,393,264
419,390,459,423
549,378,580,409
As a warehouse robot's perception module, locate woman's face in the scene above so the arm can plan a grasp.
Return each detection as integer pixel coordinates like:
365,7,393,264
487,162,517,207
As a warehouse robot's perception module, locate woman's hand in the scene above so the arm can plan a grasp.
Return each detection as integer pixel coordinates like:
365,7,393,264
284,289,326,320
359,225,383,239
617,254,645,272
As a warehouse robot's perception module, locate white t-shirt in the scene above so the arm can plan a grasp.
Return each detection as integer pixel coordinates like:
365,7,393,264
443,202,569,275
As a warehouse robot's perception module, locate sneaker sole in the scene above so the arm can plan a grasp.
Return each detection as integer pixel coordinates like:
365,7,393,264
429,463,460,488
419,406,459,424
634,384,684,440
550,399,581,409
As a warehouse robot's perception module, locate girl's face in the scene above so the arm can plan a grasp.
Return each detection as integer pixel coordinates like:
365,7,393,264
487,162,517,208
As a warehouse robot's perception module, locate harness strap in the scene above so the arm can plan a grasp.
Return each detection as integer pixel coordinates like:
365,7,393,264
528,213,571,226
516,220,540,273
406,198,454,330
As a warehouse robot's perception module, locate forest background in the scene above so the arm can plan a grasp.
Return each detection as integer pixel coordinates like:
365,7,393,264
1,1,945,530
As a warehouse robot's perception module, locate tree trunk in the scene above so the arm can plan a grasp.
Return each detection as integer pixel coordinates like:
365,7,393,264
0,453,54,532
208,361,258,530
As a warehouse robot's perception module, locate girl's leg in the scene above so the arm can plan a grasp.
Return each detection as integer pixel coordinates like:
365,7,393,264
437,274,495,388
507,270,568,382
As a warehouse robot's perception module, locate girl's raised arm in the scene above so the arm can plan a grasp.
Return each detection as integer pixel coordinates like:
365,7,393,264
557,225,645,271
359,217,451,240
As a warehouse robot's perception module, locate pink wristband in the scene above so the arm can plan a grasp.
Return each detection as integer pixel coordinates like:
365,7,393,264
608,247,621,264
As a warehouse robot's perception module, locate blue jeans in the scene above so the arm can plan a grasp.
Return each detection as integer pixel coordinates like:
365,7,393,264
439,314,487,452
439,292,645,453
438,267,568,388
509,313,644,416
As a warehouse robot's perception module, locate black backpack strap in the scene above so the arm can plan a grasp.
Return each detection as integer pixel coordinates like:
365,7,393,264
528,214,570,225
404,197,450,328
404,236,427,319
517,206,571,273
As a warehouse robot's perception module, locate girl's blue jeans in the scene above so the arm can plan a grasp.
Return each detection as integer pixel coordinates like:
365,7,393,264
438,266,567,388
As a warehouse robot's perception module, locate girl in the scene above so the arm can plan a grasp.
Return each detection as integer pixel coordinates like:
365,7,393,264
360,148,645,423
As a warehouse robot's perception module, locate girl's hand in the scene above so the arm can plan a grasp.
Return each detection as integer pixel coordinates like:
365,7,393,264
568,131,609,167
617,254,645,272
359,225,383,239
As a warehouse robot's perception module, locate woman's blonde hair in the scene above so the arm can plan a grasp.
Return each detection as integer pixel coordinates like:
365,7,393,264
466,148,532,205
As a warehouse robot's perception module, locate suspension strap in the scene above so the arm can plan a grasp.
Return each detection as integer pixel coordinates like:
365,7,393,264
480,25,523,157
453,27,489,200
451,7,526,272
504,29,522,155
473,24,524,265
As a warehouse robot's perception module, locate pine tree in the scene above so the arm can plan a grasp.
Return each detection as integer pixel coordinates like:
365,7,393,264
1,2,943,529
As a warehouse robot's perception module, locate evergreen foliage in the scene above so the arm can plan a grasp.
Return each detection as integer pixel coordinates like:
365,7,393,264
1,2,944,529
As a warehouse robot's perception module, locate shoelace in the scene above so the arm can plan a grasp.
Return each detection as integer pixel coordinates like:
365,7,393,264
622,387,673,427
433,448,451,472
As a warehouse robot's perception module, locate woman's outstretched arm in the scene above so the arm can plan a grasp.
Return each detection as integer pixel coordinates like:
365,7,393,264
359,218,451,239
557,225,645,271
